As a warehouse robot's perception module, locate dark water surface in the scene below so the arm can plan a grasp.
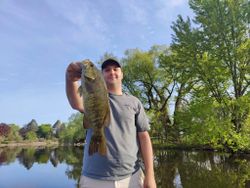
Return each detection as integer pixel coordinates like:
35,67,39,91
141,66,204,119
0,146,249,188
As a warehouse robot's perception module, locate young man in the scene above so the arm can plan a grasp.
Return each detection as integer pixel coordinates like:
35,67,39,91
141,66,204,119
66,58,156,188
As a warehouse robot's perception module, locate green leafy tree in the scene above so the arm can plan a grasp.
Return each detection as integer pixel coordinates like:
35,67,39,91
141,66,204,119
122,46,173,140
169,0,250,151
188,0,249,130
37,124,53,139
59,113,84,144
25,131,37,141
159,24,201,141
7,124,22,141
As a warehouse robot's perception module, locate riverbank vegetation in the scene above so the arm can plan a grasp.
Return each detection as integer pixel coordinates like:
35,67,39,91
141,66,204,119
0,115,84,147
1,0,249,153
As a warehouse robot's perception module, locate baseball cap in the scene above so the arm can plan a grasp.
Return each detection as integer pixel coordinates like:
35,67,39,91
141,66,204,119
101,58,121,70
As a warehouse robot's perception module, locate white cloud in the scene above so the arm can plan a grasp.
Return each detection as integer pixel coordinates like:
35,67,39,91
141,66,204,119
155,0,189,24
0,1,34,24
44,0,110,47
0,0,114,54
117,0,148,25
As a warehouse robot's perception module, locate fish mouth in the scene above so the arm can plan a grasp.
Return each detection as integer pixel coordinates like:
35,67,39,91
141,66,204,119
85,75,95,81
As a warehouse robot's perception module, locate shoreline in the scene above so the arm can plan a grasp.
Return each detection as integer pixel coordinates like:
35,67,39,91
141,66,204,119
0,141,60,147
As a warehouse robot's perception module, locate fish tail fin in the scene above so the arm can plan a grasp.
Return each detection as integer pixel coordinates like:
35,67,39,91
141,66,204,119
89,130,107,156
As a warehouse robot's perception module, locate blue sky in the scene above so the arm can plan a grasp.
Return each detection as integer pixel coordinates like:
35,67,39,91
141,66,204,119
0,0,193,126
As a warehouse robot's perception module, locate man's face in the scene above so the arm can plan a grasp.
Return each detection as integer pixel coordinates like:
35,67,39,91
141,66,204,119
102,65,123,86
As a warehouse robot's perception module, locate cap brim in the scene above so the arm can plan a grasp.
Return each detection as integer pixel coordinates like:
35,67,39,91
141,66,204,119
101,59,121,70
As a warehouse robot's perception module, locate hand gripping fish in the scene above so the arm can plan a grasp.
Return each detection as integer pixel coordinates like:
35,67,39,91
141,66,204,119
79,59,110,156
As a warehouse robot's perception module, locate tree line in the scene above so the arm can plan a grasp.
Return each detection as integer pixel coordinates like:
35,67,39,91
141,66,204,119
0,115,85,144
0,119,64,142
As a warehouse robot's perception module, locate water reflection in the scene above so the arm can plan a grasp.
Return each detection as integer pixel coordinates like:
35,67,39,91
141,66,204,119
154,149,250,188
0,146,83,188
0,147,250,188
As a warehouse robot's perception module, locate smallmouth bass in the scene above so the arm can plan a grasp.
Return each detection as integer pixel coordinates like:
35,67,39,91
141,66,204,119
79,59,110,156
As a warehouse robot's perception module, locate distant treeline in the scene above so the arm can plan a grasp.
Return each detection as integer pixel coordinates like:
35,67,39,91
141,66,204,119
0,114,85,144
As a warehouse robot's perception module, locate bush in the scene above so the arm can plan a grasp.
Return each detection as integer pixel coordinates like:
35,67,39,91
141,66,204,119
0,123,10,137
25,131,37,141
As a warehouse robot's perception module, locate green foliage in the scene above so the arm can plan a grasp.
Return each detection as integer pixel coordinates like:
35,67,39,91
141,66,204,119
122,46,171,107
8,124,22,141
122,46,173,139
59,113,84,144
147,110,165,140
177,98,218,145
25,131,37,141
164,0,250,151
177,96,250,152
37,124,53,139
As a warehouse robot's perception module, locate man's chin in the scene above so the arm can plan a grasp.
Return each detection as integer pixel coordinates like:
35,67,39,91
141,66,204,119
106,82,116,86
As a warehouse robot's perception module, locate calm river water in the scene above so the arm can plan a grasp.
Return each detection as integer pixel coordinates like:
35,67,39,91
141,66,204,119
0,146,249,188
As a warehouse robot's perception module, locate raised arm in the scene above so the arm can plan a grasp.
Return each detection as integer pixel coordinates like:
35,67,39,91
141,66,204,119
65,62,84,113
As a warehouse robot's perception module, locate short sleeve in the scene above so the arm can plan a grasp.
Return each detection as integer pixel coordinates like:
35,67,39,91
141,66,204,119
135,100,150,132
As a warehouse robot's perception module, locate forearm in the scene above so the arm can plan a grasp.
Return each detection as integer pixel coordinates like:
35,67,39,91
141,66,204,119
138,131,155,178
65,74,84,113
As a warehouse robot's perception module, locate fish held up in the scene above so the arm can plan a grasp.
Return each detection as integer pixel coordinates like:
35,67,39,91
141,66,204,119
78,59,110,156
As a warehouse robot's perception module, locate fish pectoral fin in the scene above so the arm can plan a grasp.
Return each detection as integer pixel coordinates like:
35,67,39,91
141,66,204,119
83,116,91,129
103,106,111,127
78,86,83,97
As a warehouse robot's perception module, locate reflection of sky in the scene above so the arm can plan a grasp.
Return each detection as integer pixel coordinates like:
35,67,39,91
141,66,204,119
174,168,183,188
0,0,193,126
0,160,76,188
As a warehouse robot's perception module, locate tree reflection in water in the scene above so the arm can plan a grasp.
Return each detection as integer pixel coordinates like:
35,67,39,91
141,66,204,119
0,146,83,187
0,147,250,188
154,149,250,188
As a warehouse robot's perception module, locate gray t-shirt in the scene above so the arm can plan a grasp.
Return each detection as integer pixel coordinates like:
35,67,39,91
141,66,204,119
82,93,150,180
